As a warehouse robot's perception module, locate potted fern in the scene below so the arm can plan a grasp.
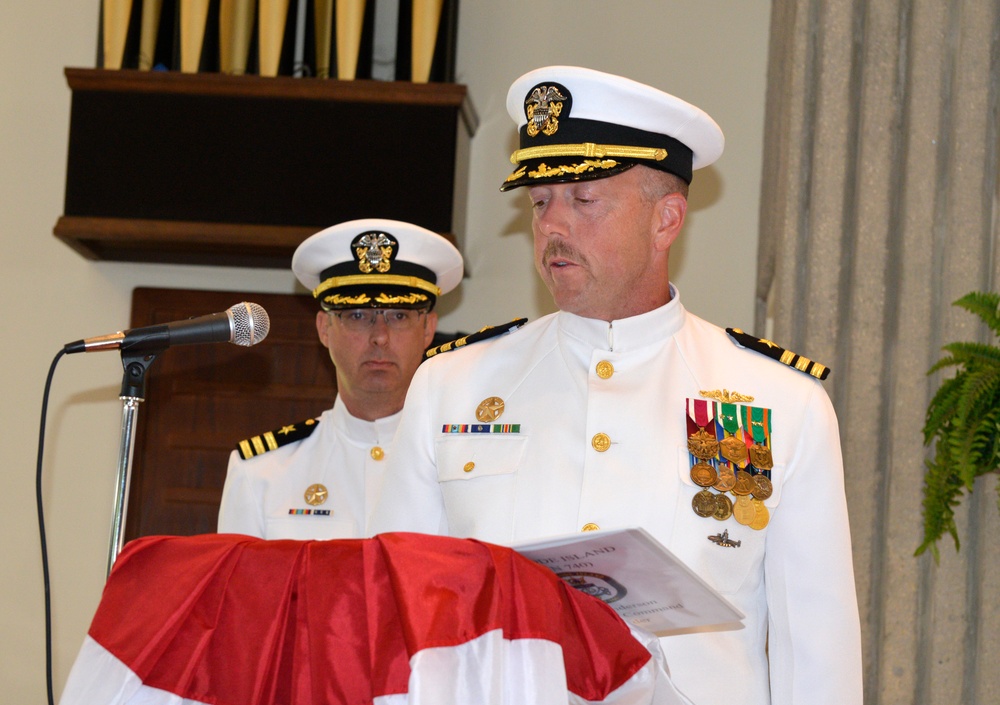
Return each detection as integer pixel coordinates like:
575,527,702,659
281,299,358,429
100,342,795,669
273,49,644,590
917,291,1000,560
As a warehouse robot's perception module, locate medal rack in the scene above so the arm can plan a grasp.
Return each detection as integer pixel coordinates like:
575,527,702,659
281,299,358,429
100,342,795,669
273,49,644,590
54,68,475,268
687,399,774,531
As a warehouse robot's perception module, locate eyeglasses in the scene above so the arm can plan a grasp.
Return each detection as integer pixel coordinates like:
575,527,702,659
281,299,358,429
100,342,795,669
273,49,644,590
332,308,428,332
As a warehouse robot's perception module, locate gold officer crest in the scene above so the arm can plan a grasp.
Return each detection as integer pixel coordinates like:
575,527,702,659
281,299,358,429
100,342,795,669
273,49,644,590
353,231,396,274
525,84,568,137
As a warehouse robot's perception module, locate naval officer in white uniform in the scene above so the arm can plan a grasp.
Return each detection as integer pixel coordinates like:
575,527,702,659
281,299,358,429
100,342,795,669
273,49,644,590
218,218,463,540
370,67,862,705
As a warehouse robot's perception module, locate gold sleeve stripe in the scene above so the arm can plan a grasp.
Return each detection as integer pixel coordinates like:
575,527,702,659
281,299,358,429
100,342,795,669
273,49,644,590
263,432,278,451
511,142,667,164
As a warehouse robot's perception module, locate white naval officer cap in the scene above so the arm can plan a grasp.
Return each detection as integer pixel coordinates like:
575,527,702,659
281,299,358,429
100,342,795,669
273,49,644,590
501,65,725,191
292,218,464,311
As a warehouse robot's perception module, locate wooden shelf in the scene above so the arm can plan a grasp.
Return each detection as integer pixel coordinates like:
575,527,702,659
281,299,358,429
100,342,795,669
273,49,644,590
55,68,475,268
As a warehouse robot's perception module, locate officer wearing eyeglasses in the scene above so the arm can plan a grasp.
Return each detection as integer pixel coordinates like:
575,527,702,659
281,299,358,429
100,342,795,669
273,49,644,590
217,219,463,540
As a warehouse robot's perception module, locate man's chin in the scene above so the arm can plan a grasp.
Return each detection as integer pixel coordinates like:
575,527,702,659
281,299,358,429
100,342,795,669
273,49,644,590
358,366,398,382
547,286,590,314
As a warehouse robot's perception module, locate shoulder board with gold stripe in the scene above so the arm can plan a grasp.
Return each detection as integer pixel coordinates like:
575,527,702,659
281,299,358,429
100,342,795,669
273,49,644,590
726,328,831,380
236,418,321,460
424,318,528,359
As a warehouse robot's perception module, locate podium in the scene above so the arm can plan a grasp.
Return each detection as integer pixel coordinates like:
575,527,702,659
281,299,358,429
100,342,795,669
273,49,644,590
59,533,686,704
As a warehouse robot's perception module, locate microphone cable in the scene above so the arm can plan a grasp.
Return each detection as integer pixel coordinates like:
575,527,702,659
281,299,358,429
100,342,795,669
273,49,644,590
36,348,65,705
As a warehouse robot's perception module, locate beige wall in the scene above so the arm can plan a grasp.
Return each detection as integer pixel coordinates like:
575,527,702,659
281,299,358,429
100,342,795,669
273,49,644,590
0,1,770,700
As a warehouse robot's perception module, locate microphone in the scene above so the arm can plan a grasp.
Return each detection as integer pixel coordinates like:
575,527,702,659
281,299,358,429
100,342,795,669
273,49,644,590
64,302,270,354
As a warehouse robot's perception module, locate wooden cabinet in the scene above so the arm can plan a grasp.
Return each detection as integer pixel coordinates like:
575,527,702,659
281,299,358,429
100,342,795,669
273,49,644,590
55,68,475,268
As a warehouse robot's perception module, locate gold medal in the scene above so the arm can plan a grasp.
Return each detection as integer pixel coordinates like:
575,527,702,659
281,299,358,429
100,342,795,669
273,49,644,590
692,489,717,518
732,469,755,496
712,493,734,521
687,426,720,460
749,443,773,470
751,473,773,500
750,499,770,530
304,483,328,506
690,461,718,487
733,494,756,525
476,396,505,422
713,463,736,492
720,434,746,464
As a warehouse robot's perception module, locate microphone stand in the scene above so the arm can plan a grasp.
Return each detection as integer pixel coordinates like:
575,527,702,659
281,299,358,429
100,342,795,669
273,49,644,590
107,348,163,577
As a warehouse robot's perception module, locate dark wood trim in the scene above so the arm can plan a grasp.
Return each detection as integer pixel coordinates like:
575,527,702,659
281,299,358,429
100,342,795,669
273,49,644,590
53,216,460,269
54,216,318,268
64,68,474,118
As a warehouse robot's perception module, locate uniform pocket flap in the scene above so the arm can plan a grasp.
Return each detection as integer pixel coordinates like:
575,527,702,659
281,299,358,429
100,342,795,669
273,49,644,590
435,435,528,482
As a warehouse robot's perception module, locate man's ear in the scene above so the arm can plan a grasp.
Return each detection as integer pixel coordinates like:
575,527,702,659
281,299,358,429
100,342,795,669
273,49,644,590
315,310,332,349
423,311,439,347
652,192,687,252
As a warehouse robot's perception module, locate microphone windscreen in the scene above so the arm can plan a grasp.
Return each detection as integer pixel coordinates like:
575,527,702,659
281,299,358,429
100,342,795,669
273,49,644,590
230,302,270,346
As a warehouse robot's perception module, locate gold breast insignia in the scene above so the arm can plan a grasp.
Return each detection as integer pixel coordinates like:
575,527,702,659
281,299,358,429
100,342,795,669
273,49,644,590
700,389,755,404
476,396,505,422
304,483,328,506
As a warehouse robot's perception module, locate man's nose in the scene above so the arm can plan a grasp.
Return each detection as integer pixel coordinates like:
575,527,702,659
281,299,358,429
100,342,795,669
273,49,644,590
535,197,570,237
368,312,390,343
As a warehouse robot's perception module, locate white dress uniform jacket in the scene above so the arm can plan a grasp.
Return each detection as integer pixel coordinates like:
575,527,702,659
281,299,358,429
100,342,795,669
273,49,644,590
218,397,399,540
370,292,863,705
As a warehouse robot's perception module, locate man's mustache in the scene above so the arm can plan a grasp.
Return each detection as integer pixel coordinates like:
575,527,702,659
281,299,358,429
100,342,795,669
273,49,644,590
542,240,588,267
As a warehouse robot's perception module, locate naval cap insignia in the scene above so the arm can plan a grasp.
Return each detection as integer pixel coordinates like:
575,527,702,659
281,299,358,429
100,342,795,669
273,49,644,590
525,83,569,137
353,231,396,274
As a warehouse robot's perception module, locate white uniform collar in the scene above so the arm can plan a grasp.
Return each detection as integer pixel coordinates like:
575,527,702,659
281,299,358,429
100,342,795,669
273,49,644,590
556,284,686,352
331,396,402,445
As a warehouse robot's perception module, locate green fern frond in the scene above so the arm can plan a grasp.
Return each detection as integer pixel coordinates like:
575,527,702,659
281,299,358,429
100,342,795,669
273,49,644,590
953,291,1000,336
916,456,965,558
927,355,964,376
923,374,967,442
955,367,1000,424
939,341,1000,367
918,291,1000,561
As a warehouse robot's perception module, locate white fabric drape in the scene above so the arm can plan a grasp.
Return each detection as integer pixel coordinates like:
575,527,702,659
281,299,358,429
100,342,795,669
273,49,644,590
758,1,1000,703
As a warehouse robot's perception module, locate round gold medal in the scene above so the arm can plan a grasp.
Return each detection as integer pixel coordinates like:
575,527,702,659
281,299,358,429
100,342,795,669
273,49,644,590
750,499,770,530
690,461,718,487
713,493,734,521
732,469,755,496
692,489,717,518
751,473,773,500
713,463,736,492
733,494,756,525
687,427,720,460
